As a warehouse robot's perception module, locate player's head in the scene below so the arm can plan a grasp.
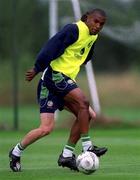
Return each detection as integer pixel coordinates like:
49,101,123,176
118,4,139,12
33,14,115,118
81,9,107,35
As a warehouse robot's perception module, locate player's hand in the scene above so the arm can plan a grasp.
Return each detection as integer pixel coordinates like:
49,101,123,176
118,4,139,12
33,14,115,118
89,106,96,120
25,68,37,81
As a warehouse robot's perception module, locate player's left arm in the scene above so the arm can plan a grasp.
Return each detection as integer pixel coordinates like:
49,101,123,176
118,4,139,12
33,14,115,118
83,42,96,65
89,106,96,120
83,43,97,120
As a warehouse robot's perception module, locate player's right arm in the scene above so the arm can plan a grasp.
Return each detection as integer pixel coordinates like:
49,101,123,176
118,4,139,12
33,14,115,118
26,24,79,82
25,68,37,81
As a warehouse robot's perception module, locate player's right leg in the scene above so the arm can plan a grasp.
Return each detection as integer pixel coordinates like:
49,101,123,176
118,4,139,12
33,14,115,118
9,112,55,172
9,79,57,172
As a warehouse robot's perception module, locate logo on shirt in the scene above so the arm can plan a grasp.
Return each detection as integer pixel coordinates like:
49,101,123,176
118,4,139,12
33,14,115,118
74,47,86,60
88,41,93,48
80,48,85,55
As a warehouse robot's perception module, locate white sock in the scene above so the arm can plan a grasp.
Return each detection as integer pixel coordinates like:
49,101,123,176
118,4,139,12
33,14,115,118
12,143,24,157
82,141,92,152
63,148,73,157
62,144,75,158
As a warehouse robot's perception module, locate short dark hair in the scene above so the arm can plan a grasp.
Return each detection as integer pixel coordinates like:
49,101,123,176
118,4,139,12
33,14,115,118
81,8,106,22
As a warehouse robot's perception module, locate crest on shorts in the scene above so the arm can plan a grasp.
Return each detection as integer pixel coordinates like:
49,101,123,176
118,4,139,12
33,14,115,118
47,101,53,107
67,79,74,84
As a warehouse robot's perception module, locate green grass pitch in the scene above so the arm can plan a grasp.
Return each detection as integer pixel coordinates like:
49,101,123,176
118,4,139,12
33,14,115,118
0,128,140,180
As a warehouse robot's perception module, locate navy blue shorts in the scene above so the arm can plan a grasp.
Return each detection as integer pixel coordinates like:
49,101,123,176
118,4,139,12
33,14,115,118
37,67,78,113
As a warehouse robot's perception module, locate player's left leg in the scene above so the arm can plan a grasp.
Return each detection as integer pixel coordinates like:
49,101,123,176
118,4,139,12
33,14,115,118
63,103,95,145
66,124,108,157
58,103,107,170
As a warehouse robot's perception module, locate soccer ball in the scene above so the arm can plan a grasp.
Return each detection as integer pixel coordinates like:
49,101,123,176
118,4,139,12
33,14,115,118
76,151,99,174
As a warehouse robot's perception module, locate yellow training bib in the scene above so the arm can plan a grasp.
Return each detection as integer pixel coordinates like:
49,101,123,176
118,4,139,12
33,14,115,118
50,20,98,80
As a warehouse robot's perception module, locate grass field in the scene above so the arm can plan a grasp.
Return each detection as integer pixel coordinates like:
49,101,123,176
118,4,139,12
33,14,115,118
0,71,140,179
0,128,140,180
0,105,140,131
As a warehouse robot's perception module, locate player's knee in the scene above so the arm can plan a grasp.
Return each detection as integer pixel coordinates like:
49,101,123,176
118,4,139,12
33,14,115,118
79,99,89,110
40,125,54,137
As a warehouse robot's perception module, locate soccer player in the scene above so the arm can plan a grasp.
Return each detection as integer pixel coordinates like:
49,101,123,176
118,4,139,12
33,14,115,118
9,8,107,172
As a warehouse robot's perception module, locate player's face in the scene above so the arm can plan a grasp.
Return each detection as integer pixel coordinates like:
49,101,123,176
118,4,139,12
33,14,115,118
86,13,106,35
